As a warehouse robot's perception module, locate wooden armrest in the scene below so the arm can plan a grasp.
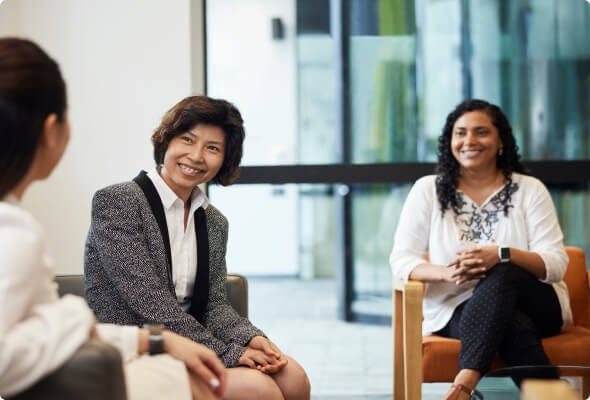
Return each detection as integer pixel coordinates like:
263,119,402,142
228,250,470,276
393,278,424,400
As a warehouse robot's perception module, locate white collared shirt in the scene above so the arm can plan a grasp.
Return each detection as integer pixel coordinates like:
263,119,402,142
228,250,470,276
0,195,138,396
147,169,208,311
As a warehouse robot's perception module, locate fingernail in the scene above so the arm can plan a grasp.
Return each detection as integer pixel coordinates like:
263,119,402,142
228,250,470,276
209,378,220,389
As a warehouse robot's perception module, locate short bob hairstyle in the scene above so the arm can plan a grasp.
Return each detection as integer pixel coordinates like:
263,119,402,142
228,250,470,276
151,95,245,186
0,38,67,199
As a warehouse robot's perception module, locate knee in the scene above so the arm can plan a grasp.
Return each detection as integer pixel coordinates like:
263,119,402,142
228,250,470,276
225,369,284,400
244,375,284,400
274,356,311,400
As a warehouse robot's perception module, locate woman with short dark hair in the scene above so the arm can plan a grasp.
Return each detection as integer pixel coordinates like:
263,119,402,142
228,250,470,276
84,95,311,400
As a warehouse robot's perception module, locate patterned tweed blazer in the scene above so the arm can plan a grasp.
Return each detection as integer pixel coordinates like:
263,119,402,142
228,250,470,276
84,171,265,366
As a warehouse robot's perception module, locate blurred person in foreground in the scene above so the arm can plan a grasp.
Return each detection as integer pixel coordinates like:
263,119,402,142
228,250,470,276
0,37,225,400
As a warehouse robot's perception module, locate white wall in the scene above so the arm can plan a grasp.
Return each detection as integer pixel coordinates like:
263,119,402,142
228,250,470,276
0,0,204,273
206,0,299,276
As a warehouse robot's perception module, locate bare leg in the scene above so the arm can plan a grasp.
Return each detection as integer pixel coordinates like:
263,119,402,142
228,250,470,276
443,369,481,400
267,356,311,400
222,367,284,400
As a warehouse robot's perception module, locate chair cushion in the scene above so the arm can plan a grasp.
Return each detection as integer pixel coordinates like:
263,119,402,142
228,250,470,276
543,325,590,365
422,326,590,382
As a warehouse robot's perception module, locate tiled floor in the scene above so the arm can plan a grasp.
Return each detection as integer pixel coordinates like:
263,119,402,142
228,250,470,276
246,277,397,399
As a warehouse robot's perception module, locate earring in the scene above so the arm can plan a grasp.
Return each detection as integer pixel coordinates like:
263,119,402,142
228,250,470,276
498,148,503,156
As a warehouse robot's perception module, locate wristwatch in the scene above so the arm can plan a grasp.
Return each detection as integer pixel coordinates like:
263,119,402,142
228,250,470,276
144,324,165,355
498,246,511,263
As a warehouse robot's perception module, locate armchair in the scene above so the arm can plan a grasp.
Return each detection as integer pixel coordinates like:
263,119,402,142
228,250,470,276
393,246,590,400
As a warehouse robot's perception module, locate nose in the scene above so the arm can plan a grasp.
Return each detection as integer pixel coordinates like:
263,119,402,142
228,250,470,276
464,131,477,144
187,146,205,163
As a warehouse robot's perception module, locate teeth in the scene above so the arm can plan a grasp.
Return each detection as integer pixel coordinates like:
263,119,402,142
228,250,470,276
179,164,198,174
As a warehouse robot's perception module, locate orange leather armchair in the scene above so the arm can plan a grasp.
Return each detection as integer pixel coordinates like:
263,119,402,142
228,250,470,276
392,246,590,400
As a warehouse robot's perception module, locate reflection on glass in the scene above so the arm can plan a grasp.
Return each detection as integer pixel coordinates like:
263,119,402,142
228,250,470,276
550,186,590,256
351,183,412,320
347,0,590,163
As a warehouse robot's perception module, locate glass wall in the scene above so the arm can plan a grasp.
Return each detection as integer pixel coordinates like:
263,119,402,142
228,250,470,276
346,0,590,320
206,0,590,323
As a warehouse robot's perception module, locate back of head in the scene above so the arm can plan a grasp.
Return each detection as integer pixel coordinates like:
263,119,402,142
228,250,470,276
0,37,67,199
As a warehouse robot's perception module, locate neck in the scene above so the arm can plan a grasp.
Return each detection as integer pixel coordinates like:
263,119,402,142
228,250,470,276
459,167,503,187
8,178,32,201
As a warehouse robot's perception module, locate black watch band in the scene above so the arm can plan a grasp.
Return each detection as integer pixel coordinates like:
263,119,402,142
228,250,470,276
144,324,165,355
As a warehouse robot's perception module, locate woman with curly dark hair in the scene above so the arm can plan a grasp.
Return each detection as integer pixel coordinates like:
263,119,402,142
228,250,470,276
390,99,571,399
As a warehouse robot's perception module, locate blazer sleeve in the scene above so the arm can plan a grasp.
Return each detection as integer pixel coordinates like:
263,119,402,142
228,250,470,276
202,208,266,346
88,187,247,366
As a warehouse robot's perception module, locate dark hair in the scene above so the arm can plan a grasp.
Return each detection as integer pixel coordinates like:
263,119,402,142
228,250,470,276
151,95,245,186
435,99,526,215
0,38,67,199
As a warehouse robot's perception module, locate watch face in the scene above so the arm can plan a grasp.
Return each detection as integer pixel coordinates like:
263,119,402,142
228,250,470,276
500,247,510,261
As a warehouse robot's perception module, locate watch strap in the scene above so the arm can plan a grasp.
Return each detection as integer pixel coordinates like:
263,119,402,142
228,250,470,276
144,324,165,355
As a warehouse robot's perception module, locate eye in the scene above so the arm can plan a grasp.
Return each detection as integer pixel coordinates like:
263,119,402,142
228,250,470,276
180,135,193,144
476,129,489,136
207,145,221,153
454,130,466,137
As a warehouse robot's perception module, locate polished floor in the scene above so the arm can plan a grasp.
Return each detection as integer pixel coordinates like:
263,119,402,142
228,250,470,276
247,277,422,399
246,277,545,399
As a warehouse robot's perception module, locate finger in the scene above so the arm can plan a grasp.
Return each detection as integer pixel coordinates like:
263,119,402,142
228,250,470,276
200,354,226,395
186,359,219,391
251,351,273,367
268,342,282,358
238,354,257,369
464,267,486,277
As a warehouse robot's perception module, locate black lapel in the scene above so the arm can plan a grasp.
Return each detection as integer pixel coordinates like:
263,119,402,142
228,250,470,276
132,170,175,294
188,206,210,324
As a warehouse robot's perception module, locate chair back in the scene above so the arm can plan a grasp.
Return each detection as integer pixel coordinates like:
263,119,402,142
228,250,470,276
55,273,249,318
563,246,590,328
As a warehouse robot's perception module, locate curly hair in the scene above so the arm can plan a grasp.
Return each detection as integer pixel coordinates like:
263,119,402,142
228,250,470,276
435,99,526,216
151,95,245,186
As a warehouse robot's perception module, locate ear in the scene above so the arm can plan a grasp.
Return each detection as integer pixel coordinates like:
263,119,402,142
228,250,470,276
39,113,61,150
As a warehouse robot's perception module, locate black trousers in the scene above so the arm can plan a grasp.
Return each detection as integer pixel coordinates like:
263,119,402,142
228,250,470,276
434,263,563,378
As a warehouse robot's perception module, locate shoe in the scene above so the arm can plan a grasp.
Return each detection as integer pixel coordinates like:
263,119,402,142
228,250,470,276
443,383,484,400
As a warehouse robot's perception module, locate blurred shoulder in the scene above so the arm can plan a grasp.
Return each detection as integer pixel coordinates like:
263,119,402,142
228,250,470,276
0,202,44,273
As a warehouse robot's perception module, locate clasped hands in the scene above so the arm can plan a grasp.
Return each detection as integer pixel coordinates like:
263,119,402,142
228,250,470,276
238,335,288,374
445,245,500,285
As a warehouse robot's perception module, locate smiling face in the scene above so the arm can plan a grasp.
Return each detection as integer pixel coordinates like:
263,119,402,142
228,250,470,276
451,111,503,173
159,124,226,201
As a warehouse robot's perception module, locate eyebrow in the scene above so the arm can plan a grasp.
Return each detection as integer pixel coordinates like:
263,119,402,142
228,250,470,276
186,130,225,147
454,125,490,130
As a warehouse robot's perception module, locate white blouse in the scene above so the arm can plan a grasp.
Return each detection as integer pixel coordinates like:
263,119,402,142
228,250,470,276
147,169,208,311
0,196,137,397
389,173,572,336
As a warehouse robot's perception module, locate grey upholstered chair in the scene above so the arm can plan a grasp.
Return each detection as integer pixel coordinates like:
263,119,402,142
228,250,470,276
7,273,249,400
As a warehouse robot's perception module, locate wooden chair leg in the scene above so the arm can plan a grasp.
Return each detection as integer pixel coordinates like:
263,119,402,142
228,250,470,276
393,289,405,400
403,282,423,400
